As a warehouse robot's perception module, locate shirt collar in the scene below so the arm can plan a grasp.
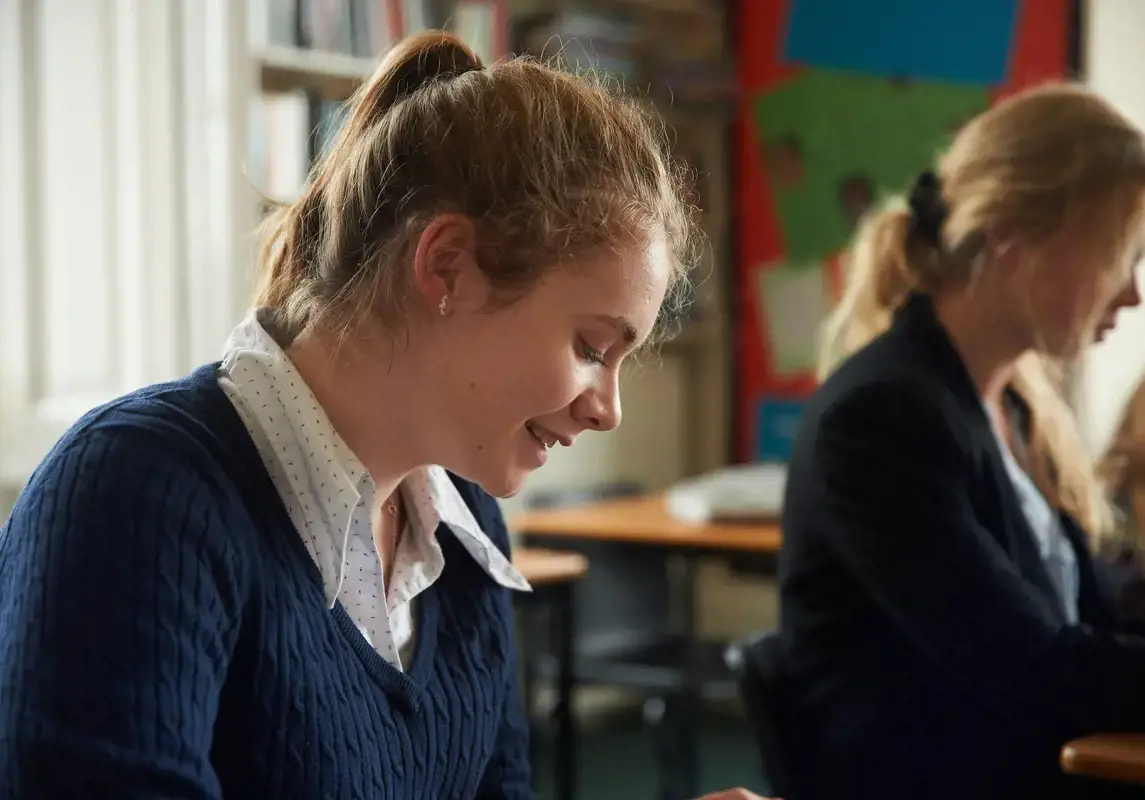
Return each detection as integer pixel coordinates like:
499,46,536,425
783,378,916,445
408,466,532,592
221,311,531,604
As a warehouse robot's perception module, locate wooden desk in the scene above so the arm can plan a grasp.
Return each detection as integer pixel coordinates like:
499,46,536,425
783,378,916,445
1062,734,1145,785
514,494,779,798
512,547,587,800
513,547,589,586
513,493,782,553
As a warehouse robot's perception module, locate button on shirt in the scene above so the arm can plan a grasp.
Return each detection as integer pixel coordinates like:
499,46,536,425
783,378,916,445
218,310,531,669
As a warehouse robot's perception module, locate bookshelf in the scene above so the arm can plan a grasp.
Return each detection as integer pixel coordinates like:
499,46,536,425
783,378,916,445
259,45,375,98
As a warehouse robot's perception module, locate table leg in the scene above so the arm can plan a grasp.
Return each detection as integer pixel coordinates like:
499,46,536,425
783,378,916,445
552,582,577,800
678,556,701,799
519,606,541,790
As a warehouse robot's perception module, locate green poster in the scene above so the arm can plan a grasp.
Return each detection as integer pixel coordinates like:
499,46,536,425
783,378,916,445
754,70,990,263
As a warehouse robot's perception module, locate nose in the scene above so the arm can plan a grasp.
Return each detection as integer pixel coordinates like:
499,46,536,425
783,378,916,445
572,373,622,432
1123,274,1143,310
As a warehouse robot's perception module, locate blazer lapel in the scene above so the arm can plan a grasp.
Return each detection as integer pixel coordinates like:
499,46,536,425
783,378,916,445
975,421,1069,625
893,294,1067,624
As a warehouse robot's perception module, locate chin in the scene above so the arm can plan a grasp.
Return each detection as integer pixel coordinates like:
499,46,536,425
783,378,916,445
450,437,539,498
1094,324,1117,344
477,475,529,499
1045,330,1089,359
1051,342,1083,360
464,464,531,500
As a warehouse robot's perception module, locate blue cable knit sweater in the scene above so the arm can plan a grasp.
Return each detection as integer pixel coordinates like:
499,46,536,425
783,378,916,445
0,364,532,799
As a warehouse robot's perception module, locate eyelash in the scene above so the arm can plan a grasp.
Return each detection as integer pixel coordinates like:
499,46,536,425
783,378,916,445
578,340,607,366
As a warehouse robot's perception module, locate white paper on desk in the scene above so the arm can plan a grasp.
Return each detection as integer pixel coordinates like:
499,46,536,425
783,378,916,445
664,463,787,524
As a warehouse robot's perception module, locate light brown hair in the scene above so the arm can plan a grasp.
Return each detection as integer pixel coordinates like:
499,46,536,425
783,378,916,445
819,83,1145,536
254,31,698,343
1099,378,1145,542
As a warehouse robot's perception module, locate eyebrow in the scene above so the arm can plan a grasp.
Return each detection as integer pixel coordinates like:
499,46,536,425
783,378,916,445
598,314,638,345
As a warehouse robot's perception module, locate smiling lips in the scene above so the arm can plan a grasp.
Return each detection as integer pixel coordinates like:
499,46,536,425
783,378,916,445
526,421,569,449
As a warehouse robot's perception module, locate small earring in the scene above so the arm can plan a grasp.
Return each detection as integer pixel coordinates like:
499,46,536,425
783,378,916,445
438,295,449,316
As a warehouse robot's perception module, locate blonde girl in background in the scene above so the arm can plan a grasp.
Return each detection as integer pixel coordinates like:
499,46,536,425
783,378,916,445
776,83,1145,800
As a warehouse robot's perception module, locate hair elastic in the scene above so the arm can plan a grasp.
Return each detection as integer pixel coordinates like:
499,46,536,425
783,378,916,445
908,170,948,247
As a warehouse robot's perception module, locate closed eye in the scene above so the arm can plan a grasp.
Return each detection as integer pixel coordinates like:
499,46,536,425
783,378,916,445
577,339,607,366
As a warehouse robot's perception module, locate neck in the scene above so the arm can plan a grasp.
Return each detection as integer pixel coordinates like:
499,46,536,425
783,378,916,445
930,285,1025,401
286,328,432,499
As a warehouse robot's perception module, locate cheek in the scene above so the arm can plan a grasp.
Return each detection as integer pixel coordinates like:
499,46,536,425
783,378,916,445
1045,268,1102,319
514,353,590,414
1089,271,1130,319
1050,271,1123,346
1023,270,1095,348
474,341,590,427
451,308,596,431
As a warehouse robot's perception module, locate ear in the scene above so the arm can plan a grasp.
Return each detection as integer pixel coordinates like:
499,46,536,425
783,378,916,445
986,232,1022,274
410,213,491,315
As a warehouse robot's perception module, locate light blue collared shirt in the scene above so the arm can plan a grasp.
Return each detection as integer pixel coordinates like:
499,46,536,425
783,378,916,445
986,405,1079,623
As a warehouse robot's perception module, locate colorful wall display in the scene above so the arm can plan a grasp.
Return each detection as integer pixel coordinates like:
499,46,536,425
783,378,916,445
735,0,1078,462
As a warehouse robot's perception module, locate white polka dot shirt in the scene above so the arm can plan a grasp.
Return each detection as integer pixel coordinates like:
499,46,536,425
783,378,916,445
217,310,531,670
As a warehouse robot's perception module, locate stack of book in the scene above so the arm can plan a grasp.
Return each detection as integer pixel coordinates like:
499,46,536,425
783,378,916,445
249,0,496,204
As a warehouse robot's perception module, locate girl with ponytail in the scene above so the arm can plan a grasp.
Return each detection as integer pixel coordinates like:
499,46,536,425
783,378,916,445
777,84,1145,799
0,30,727,799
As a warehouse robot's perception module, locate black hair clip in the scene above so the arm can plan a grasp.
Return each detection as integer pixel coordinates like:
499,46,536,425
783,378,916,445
908,170,947,248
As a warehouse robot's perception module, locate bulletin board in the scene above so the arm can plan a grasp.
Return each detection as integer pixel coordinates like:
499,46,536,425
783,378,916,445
735,0,1080,462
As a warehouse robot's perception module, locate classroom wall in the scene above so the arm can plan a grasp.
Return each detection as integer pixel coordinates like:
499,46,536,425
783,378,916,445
1075,0,1145,453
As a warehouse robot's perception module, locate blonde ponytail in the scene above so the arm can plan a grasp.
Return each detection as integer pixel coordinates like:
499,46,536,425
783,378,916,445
818,205,916,379
251,31,486,334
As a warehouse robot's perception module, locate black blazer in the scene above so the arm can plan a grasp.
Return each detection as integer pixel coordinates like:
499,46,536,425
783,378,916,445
779,293,1145,800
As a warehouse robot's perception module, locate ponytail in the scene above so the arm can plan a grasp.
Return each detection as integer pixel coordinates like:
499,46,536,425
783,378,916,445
817,205,917,379
252,31,484,330
340,30,481,139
